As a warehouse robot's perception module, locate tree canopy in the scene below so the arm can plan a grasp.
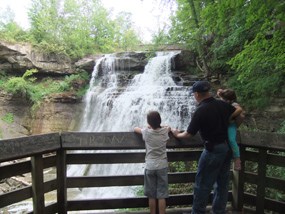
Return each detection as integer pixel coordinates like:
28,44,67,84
0,0,142,58
168,0,285,109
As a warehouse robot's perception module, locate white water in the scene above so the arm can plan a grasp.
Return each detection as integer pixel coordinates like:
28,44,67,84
68,51,196,199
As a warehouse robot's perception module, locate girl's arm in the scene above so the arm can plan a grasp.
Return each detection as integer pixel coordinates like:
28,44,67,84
230,105,243,120
234,104,245,127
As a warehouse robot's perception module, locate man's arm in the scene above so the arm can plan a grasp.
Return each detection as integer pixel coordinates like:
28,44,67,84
171,129,192,139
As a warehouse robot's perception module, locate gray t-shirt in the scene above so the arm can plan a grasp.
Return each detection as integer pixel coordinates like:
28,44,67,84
141,127,169,170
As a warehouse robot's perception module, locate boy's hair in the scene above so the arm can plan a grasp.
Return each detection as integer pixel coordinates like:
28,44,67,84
219,89,237,103
147,111,161,129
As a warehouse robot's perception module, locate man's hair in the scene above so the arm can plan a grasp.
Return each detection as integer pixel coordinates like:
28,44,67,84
219,89,237,103
147,111,161,129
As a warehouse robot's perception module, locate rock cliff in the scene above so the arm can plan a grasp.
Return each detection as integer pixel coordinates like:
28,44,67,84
0,42,74,75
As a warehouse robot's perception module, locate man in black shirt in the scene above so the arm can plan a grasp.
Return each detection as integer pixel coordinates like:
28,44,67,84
172,81,239,214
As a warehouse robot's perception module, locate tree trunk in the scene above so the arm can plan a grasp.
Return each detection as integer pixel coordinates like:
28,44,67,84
188,0,211,78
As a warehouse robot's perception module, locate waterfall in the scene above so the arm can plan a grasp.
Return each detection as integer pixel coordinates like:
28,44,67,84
68,51,196,199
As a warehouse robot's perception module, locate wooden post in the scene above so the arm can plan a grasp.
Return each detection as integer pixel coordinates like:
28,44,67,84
57,149,67,214
232,145,245,211
31,154,45,214
256,148,267,213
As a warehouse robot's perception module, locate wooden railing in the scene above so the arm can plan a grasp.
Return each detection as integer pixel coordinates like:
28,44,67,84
0,131,284,214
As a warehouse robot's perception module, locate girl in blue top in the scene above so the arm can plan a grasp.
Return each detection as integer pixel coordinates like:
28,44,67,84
217,89,244,170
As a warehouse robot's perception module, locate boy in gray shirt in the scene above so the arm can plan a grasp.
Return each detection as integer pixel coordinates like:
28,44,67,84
134,111,170,214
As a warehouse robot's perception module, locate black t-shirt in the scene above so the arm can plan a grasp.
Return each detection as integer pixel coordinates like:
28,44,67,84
187,97,236,143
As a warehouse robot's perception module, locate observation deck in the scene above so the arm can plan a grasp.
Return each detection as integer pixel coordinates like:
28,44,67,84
0,131,284,213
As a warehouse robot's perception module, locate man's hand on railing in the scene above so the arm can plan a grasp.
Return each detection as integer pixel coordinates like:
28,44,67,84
171,128,192,139
171,128,180,138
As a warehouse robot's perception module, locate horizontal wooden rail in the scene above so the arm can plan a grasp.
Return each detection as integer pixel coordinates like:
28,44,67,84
0,133,61,162
66,172,195,188
66,150,202,165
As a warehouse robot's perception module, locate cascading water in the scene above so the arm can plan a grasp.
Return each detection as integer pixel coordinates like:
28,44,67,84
68,51,196,199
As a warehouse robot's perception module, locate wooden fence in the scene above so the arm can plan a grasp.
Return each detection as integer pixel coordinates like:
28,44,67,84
0,131,284,213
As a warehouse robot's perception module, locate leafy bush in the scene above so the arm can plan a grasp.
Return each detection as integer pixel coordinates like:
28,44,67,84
1,69,89,110
0,22,33,43
4,69,38,100
228,32,285,109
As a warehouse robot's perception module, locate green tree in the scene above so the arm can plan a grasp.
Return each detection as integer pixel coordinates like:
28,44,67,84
228,4,285,108
169,0,212,77
0,6,31,42
28,0,61,43
27,0,141,58
113,12,142,51
169,0,285,109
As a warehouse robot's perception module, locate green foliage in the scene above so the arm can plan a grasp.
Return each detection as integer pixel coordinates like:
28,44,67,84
1,113,14,124
5,69,38,100
34,41,68,56
169,0,285,110
26,0,142,58
0,5,33,43
228,25,285,108
1,69,89,110
0,22,32,43
168,0,193,44
0,0,142,58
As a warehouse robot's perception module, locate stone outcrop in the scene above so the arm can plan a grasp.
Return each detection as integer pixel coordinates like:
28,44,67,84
75,50,197,75
0,41,197,76
74,55,101,73
0,41,74,75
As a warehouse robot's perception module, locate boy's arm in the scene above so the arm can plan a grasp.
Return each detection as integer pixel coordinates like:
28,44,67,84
134,127,142,134
162,125,171,132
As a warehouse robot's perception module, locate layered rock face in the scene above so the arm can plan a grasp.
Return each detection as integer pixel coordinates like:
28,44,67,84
0,92,31,139
0,42,73,75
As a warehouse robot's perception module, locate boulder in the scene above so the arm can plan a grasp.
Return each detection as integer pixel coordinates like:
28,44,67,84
74,55,102,73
